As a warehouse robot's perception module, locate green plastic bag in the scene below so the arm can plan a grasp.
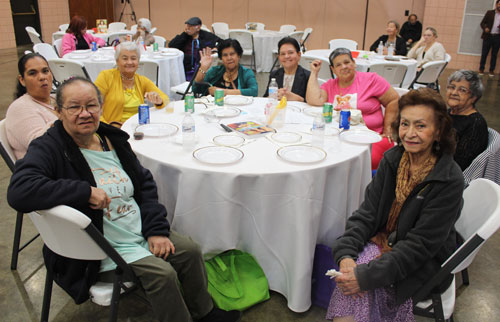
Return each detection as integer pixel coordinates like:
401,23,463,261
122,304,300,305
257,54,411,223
205,249,270,311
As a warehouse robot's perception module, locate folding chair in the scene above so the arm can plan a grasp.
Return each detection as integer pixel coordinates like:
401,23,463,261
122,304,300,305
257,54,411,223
26,26,42,44
212,22,229,39
30,205,139,322
107,31,133,46
409,60,447,90
130,24,137,33
229,30,256,71
33,43,59,60
368,62,408,88
170,63,201,99
394,87,410,97
463,128,500,185
0,119,40,270
289,31,305,50
136,60,160,86
150,27,157,35
329,39,358,51
53,39,63,57
269,30,305,72
245,22,265,31
59,24,69,32
108,22,127,33
301,28,313,52
153,35,167,48
48,58,91,84
299,55,333,85
201,24,211,32
279,25,296,34
413,178,500,321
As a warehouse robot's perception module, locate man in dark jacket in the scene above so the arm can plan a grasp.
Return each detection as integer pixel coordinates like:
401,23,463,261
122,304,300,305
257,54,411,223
168,17,221,80
479,0,500,77
400,14,422,46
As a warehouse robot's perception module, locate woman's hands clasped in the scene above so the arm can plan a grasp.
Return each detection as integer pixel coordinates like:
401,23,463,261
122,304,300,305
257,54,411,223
336,257,365,298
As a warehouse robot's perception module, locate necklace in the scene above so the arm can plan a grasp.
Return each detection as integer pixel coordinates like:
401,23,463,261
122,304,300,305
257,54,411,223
121,73,134,81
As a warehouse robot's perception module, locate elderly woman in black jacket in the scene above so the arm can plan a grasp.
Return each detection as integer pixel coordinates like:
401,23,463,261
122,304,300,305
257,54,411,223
326,88,463,321
7,77,240,322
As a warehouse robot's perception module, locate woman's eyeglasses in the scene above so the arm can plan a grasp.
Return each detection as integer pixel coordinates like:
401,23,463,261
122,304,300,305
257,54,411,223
446,84,470,95
62,103,101,115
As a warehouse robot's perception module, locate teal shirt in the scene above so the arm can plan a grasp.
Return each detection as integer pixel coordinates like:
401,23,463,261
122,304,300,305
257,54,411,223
80,148,151,272
193,64,258,97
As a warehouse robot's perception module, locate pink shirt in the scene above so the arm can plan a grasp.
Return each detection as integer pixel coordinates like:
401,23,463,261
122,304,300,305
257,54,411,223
320,72,390,133
61,32,106,56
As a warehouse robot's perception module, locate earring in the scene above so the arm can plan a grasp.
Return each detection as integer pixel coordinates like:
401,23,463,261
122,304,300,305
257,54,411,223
435,141,441,151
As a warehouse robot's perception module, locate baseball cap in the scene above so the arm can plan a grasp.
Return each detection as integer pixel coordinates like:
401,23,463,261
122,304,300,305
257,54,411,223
185,17,202,26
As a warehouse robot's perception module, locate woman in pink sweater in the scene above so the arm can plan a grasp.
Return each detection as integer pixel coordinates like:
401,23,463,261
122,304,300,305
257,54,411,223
61,15,106,57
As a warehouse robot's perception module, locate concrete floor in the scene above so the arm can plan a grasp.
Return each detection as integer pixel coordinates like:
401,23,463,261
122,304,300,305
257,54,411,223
1,45,500,321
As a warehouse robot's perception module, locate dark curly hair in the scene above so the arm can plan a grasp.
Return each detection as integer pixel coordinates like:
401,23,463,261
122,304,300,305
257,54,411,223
392,88,456,157
15,53,49,99
217,38,243,59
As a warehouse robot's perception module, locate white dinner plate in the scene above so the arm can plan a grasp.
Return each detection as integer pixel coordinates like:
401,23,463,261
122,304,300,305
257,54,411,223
161,48,179,53
303,107,322,117
193,146,244,165
277,145,327,164
135,123,178,137
224,95,253,106
340,129,382,144
205,107,241,118
271,132,302,144
213,135,245,146
160,52,178,56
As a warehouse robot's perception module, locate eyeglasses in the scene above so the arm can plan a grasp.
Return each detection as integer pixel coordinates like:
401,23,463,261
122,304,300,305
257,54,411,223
61,103,101,115
446,84,471,95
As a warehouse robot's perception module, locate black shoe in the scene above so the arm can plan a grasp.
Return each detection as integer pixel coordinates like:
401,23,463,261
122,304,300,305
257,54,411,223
198,307,242,322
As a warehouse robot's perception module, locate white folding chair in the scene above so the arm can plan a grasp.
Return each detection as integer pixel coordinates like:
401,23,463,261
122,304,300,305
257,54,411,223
229,30,256,71
299,55,332,85
329,39,358,51
393,87,410,97
464,128,500,185
59,24,69,32
30,205,139,322
33,43,59,60
52,32,64,43
153,35,166,48
368,62,408,88
0,120,40,271
245,22,265,31
26,26,42,44
107,31,134,46
53,39,63,57
48,58,91,84
136,60,160,86
413,178,500,321
212,22,229,39
130,24,137,33
108,22,127,33
409,60,447,89
201,24,211,32
301,28,313,52
279,24,296,34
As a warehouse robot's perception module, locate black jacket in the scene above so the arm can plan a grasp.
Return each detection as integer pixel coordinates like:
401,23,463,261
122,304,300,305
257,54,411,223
400,21,422,43
332,146,464,304
480,10,499,39
168,30,221,72
369,35,408,56
263,65,311,102
7,121,170,304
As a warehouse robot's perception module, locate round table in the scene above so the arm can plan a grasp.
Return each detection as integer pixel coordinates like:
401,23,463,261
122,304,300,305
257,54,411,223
121,97,372,312
63,47,186,99
303,49,418,88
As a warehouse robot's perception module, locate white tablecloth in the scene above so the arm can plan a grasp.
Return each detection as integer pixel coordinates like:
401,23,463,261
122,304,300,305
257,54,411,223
52,30,133,44
303,49,418,88
121,97,372,312
63,48,186,99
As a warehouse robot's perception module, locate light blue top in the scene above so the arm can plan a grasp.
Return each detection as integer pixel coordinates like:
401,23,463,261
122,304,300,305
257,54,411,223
80,148,151,272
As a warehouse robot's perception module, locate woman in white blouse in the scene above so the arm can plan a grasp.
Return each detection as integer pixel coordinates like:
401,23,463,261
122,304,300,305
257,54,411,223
407,27,446,71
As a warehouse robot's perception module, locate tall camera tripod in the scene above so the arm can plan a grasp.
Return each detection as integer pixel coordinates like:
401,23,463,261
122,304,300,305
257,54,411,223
119,0,137,23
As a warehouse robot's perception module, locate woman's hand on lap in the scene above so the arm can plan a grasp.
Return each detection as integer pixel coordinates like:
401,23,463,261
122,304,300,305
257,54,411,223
148,235,175,260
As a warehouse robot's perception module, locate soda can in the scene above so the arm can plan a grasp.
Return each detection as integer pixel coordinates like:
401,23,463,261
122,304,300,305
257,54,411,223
127,34,132,42
153,42,159,52
184,93,195,113
322,102,333,123
215,89,224,106
91,41,97,51
339,110,351,130
138,104,150,124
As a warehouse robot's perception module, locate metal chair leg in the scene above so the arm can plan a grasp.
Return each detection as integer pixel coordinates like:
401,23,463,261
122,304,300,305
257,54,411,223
431,293,445,322
11,211,24,270
461,268,470,285
109,269,123,322
41,269,53,322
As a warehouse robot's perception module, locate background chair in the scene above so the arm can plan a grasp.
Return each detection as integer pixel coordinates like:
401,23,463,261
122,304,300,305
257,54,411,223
153,35,167,48
394,87,410,97
33,43,59,60
299,55,332,85
463,128,500,185
150,27,157,35
245,22,265,31
107,31,133,46
201,24,211,32
413,178,500,321
59,24,69,32
329,39,358,51
136,60,160,86
25,26,42,44
130,24,137,33
48,59,91,84
368,62,408,88
289,31,305,51
279,24,296,34
301,28,313,52
53,38,63,57
212,22,229,39
228,30,256,71
409,60,447,90
108,22,127,33
30,205,139,322
0,120,40,271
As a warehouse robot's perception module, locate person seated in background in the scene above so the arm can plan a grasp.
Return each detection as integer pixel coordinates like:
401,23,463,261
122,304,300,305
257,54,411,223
168,17,221,80
193,38,258,97
407,27,446,71
306,48,399,170
5,53,58,160
326,88,463,322
369,20,408,56
263,37,310,102
132,18,155,46
7,77,242,322
446,70,488,170
61,15,106,56
95,41,168,127
400,14,422,47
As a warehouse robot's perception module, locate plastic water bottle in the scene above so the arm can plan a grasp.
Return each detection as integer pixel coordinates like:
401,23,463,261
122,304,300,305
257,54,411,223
266,78,279,119
312,114,325,147
182,112,196,151
377,41,384,55
387,43,394,57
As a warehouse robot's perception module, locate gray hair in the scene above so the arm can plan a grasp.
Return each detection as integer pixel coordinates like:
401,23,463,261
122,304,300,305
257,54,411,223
447,70,484,105
55,77,103,112
329,48,354,66
138,18,152,33
114,41,141,61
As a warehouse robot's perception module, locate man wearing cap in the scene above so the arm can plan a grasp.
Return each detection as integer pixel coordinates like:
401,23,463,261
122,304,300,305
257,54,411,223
169,17,221,80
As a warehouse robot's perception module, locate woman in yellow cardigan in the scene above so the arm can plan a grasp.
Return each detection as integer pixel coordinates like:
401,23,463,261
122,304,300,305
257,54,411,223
95,41,169,127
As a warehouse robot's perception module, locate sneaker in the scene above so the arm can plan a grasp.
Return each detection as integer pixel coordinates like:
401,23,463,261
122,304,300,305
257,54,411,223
198,307,242,322
479,70,484,75
489,72,495,77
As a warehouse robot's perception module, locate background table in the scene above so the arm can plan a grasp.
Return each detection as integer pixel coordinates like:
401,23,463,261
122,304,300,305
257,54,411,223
122,97,372,312
303,49,418,88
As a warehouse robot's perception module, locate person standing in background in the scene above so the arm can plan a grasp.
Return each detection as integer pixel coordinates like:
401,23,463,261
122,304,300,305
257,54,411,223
400,14,422,47
479,0,500,77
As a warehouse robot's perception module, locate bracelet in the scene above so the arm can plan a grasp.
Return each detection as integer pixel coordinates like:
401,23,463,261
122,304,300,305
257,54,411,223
199,68,206,74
